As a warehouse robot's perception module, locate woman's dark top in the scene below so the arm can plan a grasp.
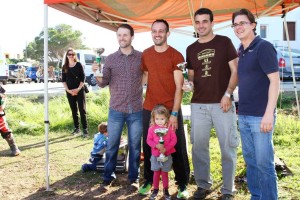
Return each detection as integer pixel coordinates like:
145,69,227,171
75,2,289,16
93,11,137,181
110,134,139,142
62,62,86,90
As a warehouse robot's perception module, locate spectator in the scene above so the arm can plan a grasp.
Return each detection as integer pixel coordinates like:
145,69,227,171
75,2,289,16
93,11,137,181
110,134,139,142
0,85,21,156
62,48,89,137
82,122,108,172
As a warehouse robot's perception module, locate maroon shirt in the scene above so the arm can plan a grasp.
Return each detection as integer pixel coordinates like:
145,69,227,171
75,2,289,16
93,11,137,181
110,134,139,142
186,35,237,103
98,48,143,113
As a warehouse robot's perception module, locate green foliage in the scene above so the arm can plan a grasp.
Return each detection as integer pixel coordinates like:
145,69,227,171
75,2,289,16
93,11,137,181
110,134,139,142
6,89,111,135
25,24,88,64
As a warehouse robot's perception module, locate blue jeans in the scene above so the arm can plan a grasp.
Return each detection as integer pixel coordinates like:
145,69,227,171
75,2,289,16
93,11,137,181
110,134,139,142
238,115,278,200
103,108,142,182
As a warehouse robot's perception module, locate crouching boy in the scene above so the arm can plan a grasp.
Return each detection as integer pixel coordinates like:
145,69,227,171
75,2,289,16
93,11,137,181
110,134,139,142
0,86,21,156
82,122,108,172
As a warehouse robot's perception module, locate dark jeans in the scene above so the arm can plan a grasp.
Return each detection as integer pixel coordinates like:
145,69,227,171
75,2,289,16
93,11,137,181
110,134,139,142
66,89,87,130
82,156,102,172
142,108,190,186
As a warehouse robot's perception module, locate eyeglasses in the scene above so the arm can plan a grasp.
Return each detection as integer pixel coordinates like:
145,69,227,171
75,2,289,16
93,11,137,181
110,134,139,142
67,53,75,56
231,21,251,28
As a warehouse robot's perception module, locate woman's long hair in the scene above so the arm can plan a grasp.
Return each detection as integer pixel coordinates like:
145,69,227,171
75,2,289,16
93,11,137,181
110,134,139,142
62,48,78,73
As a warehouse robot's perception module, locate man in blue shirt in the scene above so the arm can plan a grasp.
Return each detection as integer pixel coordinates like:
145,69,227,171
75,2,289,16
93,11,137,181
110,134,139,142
232,9,280,200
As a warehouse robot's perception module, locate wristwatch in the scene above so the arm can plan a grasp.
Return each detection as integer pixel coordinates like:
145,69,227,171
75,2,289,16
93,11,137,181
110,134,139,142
171,111,178,117
224,91,231,98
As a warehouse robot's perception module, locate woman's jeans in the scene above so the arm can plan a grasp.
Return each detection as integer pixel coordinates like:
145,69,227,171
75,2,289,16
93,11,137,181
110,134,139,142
103,108,142,182
238,115,278,200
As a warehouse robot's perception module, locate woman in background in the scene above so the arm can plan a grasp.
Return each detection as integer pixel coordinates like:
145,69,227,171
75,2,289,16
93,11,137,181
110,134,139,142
62,48,89,137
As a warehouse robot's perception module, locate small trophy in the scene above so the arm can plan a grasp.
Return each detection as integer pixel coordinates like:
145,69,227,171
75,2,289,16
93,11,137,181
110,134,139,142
177,62,192,91
94,48,105,77
154,127,169,163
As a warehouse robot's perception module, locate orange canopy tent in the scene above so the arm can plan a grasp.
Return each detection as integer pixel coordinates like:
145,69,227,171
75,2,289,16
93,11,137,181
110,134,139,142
44,0,300,33
42,0,300,191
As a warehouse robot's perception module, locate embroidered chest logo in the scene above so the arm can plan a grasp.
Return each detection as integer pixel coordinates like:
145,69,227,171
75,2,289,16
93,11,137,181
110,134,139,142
197,49,215,77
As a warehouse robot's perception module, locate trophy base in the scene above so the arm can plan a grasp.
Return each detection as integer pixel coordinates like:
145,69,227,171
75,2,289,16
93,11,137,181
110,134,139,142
157,156,168,162
94,72,103,77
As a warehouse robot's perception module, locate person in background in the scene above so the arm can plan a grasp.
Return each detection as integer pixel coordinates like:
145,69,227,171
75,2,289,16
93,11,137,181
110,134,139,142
183,8,239,200
232,8,280,200
0,85,21,156
139,19,190,199
62,48,89,137
82,122,108,172
147,105,177,200
92,24,143,191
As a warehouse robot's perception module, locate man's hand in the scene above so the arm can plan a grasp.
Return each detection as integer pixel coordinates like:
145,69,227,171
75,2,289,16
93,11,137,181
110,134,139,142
182,81,194,92
92,61,101,73
220,96,232,112
168,115,178,130
260,113,274,133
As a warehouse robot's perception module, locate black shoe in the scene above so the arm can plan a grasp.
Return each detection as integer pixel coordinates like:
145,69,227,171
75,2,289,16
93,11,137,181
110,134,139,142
129,180,139,191
221,194,234,200
71,128,80,135
150,189,159,200
193,187,211,200
164,189,171,200
99,180,113,192
82,129,89,138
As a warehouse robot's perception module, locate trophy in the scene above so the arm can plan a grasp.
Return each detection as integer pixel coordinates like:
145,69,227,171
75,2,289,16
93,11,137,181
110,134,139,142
154,127,169,163
177,62,192,91
94,48,105,77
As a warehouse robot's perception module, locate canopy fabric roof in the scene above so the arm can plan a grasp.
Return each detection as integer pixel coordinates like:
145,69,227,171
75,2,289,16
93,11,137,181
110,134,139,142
45,0,300,32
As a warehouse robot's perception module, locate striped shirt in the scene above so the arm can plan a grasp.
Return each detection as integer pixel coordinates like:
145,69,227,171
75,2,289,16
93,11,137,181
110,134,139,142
98,48,143,113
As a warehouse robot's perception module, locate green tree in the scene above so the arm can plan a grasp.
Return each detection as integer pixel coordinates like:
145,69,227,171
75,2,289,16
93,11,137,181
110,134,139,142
25,24,87,65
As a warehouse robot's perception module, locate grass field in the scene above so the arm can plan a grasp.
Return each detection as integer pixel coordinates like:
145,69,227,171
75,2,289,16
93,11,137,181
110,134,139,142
0,90,299,199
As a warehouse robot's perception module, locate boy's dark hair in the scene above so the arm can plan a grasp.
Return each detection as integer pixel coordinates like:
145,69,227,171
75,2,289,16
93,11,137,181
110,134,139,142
98,122,107,133
194,8,214,22
232,8,257,35
152,19,169,32
118,24,134,36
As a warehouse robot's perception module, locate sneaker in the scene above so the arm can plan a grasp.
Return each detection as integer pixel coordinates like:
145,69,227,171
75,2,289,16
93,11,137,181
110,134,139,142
193,187,211,200
82,129,89,138
164,189,171,200
71,128,80,135
177,185,189,199
150,189,159,200
99,180,113,192
221,194,234,200
139,182,152,195
129,180,139,191
81,164,88,173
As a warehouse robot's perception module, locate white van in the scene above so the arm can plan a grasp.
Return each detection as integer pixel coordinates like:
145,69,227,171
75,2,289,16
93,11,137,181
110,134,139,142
0,48,9,85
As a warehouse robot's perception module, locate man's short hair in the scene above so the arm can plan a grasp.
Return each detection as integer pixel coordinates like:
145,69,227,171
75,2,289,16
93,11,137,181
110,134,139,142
152,19,169,32
194,8,214,22
232,8,257,35
118,24,134,36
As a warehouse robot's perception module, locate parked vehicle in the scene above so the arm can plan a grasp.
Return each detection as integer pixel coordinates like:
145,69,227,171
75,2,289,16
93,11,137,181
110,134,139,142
276,47,300,80
8,64,31,84
55,70,62,82
26,67,38,83
0,50,8,85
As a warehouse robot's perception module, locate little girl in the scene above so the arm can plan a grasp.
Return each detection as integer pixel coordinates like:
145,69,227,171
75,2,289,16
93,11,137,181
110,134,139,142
147,105,177,200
